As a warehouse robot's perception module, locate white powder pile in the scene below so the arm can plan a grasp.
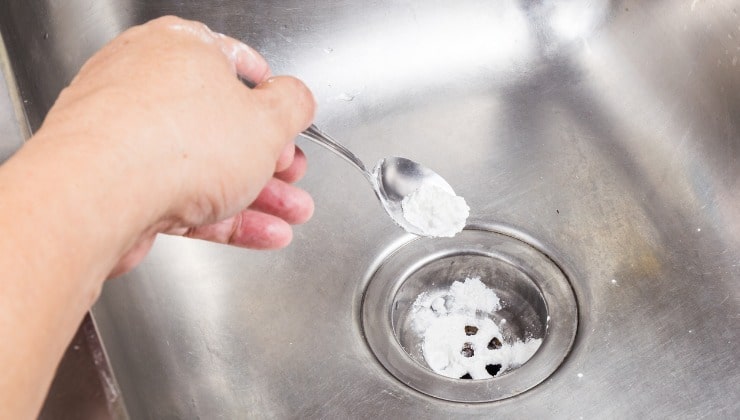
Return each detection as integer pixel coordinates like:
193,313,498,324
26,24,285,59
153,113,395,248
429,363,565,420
409,277,542,380
401,183,469,238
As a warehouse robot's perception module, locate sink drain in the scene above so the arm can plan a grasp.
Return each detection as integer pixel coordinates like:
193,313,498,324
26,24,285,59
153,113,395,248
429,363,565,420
362,227,577,402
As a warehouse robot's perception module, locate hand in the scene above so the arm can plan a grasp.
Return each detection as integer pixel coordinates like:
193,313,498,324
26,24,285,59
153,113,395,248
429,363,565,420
34,16,316,276
0,16,319,417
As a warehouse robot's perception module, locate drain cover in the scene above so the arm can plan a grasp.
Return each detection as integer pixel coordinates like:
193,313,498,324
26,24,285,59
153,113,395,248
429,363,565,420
362,227,578,402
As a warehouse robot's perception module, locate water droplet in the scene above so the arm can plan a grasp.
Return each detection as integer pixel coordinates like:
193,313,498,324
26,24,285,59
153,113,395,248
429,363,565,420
338,92,355,101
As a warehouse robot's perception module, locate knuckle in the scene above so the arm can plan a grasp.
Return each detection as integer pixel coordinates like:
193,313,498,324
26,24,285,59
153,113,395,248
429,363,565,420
277,76,316,128
149,15,183,28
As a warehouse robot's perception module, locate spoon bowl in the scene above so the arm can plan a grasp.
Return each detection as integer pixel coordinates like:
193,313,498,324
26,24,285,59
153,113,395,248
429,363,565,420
300,125,460,236
372,157,458,236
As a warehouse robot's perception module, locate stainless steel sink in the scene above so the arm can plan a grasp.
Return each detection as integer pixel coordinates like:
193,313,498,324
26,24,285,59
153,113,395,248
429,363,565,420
1,1,738,418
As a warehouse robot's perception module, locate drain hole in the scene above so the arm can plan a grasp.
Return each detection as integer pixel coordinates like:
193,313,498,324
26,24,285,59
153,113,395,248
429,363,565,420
485,364,502,376
461,343,474,358
487,337,502,350
364,229,579,402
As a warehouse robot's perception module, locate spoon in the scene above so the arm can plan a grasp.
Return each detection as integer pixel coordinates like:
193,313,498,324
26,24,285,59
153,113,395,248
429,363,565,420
299,124,458,236
237,77,460,236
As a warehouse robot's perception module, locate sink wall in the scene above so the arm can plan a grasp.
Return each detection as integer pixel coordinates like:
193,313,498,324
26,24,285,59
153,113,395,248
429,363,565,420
1,1,738,418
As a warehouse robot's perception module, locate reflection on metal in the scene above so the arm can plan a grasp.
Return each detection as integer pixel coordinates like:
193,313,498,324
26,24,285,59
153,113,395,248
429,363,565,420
1,0,738,418
38,315,128,420
0,32,28,162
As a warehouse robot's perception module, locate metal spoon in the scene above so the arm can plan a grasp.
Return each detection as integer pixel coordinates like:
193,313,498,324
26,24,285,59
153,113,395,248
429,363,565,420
299,124,457,236
237,77,457,235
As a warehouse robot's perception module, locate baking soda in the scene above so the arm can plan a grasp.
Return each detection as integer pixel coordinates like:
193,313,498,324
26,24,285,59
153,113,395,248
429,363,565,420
401,183,469,237
409,277,542,379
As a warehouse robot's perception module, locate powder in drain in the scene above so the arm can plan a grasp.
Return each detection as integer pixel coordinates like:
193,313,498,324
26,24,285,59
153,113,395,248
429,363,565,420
409,277,542,380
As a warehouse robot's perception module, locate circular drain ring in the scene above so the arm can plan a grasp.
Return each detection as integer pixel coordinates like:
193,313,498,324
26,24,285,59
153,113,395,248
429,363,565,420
362,226,578,402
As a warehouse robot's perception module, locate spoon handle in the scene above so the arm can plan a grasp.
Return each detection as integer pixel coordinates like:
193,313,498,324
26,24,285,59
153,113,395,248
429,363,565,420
299,125,373,182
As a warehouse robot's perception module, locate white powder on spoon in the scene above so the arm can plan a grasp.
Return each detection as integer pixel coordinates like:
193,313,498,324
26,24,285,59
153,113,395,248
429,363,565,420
401,183,470,237
410,277,542,379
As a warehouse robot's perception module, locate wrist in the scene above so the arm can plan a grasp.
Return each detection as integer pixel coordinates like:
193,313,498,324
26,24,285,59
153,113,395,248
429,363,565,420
0,127,163,284
0,127,158,418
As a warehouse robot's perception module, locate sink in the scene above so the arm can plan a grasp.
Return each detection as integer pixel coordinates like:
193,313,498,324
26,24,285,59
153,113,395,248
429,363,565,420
1,0,738,418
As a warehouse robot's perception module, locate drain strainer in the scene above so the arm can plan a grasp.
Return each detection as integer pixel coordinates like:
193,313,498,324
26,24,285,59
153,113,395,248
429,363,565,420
362,227,577,402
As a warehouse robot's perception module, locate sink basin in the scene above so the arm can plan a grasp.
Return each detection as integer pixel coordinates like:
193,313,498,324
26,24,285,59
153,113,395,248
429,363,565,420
1,1,738,418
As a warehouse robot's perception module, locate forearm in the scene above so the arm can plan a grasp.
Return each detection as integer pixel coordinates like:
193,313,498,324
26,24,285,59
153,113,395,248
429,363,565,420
0,132,151,418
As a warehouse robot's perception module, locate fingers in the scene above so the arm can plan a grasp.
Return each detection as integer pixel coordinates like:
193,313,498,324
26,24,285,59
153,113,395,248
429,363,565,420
217,35,272,83
253,76,316,139
275,146,308,183
182,210,293,249
175,167,312,248
173,154,312,249
249,178,314,224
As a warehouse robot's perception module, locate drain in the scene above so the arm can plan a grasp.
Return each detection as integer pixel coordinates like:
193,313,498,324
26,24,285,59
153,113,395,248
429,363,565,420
362,227,578,402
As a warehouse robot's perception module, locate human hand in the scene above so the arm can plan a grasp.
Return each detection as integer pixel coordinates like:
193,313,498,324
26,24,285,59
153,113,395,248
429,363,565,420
34,16,316,276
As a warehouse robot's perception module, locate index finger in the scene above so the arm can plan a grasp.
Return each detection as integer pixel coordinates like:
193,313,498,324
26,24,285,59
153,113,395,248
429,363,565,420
214,34,272,84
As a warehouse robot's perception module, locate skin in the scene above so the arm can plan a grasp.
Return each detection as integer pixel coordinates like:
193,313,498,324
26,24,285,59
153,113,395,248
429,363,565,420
0,16,315,418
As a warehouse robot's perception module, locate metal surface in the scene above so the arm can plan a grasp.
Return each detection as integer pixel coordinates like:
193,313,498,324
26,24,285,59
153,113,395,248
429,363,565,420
0,32,25,163
38,315,129,420
301,125,461,237
1,0,739,418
